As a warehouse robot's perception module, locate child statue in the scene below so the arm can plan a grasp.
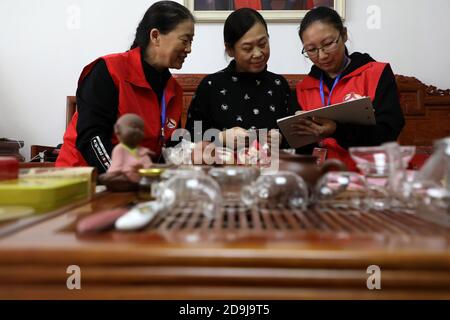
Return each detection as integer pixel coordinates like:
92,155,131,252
99,113,153,191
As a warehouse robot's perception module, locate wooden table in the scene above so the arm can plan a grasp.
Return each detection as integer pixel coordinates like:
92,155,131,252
1,191,449,300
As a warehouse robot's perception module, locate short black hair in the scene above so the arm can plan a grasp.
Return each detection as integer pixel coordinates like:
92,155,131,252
299,6,344,40
223,8,268,49
131,1,195,50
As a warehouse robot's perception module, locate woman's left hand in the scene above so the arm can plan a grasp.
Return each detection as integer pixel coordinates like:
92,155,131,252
290,117,336,139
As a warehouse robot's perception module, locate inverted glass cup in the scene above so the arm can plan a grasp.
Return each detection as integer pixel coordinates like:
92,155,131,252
314,171,369,211
208,166,260,200
241,171,309,209
156,171,222,220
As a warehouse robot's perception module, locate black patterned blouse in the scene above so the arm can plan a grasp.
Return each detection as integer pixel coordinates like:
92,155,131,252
185,60,295,143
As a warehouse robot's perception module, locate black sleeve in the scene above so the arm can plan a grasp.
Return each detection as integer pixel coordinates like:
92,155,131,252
185,77,214,143
286,89,318,155
75,60,119,173
332,65,405,148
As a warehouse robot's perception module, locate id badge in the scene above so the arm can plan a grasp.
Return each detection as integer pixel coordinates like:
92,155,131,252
313,147,327,165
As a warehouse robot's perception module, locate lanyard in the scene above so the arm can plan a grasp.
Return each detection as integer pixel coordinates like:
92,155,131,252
319,72,342,107
160,90,167,146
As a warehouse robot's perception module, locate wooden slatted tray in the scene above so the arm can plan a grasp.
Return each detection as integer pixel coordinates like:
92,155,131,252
73,200,450,248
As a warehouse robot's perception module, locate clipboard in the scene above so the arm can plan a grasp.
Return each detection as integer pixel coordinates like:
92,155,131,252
277,97,376,148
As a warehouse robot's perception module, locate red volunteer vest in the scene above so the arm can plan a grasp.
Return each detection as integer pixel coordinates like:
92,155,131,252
56,48,184,167
296,62,387,171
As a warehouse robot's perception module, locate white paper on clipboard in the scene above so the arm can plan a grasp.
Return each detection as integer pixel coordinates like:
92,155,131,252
277,97,376,148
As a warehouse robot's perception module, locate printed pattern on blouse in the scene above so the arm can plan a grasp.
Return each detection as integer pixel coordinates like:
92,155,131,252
186,61,293,138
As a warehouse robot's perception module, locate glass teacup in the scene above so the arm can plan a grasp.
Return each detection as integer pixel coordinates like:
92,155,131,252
241,171,309,209
209,166,260,200
314,171,369,211
157,171,222,220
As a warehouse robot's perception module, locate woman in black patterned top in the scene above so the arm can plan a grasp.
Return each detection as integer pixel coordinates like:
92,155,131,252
185,8,294,149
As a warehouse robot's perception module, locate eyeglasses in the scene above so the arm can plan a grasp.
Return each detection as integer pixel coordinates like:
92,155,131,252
302,35,341,59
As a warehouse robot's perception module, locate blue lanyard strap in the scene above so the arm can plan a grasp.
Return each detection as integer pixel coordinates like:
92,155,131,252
160,90,167,145
320,72,342,107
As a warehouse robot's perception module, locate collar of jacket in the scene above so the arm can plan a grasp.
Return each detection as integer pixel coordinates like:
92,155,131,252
309,52,376,79
301,52,380,89
123,47,173,90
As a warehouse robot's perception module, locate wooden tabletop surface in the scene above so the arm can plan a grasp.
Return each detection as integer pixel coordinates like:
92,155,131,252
1,191,449,299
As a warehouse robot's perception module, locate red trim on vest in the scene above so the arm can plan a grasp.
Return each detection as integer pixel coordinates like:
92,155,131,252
56,47,183,168
295,62,387,171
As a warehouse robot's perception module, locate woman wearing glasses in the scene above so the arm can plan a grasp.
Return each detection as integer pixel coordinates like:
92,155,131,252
56,1,195,172
291,6,404,170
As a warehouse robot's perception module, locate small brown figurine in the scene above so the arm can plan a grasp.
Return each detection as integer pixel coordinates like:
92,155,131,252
99,114,153,191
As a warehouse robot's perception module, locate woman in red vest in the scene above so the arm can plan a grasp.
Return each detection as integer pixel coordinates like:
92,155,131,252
290,6,405,170
56,1,195,172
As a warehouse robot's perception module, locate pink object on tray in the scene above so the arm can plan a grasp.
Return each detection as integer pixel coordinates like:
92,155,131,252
76,207,129,234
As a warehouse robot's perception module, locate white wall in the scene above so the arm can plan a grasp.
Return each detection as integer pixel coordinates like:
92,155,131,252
0,0,449,160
